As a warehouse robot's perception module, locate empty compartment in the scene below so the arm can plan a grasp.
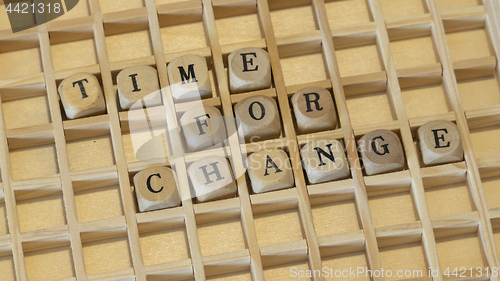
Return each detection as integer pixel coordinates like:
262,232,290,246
425,179,474,219
346,90,396,127
50,28,98,71
480,168,500,210
0,39,42,80
264,260,311,280
2,94,51,130
66,133,116,172
279,42,328,87
468,119,500,162
122,126,170,164
24,245,75,281
159,8,208,54
321,251,370,281
324,0,372,28
74,181,124,223
10,142,59,181
437,0,482,12
197,215,246,257
436,232,487,275
310,192,361,237
254,204,304,247
458,74,500,110
379,0,428,20
269,0,318,38
0,254,15,281
390,35,439,70
214,3,263,46
401,83,451,119
446,27,493,63
208,270,252,281
99,0,144,13
82,235,133,276
379,241,429,281
335,39,383,78
138,219,190,266
368,189,418,228
105,22,153,62
16,189,66,233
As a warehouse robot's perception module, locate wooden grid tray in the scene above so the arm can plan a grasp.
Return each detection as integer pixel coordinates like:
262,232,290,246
0,0,500,280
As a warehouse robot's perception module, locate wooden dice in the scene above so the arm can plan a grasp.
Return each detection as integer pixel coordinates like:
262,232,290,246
188,156,237,202
168,55,212,102
418,120,463,165
247,149,294,193
133,166,181,212
180,105,227,152
234,95,281,142
58,73,106,119
358,129,405,175
291,87,338,134
117,65,162,110
228,47,271,94
301,138,350,184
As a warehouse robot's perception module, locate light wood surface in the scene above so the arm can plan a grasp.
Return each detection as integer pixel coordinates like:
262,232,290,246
0,0,499,280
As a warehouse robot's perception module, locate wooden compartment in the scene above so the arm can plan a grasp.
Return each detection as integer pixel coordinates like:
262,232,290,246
309,181,361,238
82,234,133,276
50,27,98,72
481,168,500,210
279,42,328,87
213,2,263,46
458,74,500,110
74,178,124,223
24,244,75,281
437,0,482,12
435,231,487,273
9,141,59,181
379,0,429,20
379,240,429,281
138,217,191,267
0,253,15,281
401,82,452,119
269,0,318,38
2,93,51,130
324,0,372,29
0,0,499,280
445,26,493,63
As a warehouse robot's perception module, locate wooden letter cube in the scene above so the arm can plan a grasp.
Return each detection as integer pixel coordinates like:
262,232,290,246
234,95,281,142
188,156,237,202
247,149,294,193
180,105,227,152
117,65,162,110
168,55,212,102
418,120,463,165
228,47,271,94
133,166,181,212
291,87,338,134
58,73,106,119
301,138,350,184
358,129,405,175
